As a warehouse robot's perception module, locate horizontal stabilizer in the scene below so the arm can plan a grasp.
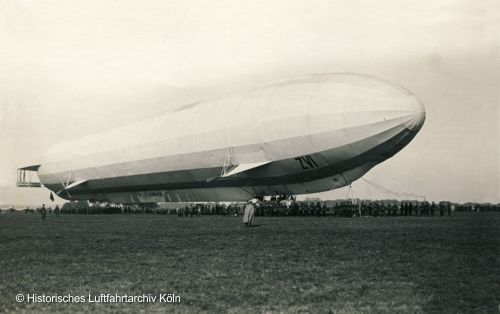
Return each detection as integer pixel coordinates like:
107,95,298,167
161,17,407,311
56,179,88,196
16,165,42,187
18,164,41,171
222,161,271,178
65,179,87,190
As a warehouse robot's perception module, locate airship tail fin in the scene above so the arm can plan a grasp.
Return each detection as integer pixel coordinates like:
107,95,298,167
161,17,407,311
221,161,272,177
65,179,88,190
206,160,272,182
56,179,88,195
16,165,42,187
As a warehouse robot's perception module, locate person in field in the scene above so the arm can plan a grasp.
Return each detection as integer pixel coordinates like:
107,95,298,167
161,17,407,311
40,204,47,220
243,199,256,227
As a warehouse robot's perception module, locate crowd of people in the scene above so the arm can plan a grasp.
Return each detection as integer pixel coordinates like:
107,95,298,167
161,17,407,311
21,199,498,218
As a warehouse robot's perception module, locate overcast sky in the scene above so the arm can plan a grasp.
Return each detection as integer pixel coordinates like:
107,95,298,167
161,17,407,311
1,0,499,206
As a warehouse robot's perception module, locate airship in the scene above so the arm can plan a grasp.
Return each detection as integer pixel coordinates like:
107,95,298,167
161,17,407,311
18,73,425,203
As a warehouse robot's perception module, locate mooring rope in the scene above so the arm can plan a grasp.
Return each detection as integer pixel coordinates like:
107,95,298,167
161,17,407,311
360,178,426,201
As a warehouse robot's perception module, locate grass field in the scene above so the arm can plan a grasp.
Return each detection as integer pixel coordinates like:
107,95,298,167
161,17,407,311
0,212,499,313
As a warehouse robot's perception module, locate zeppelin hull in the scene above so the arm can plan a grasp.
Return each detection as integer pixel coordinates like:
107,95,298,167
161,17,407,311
43,122,420,203
37,73,425,203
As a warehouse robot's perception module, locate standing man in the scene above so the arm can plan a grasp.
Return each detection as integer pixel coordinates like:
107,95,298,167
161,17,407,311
243,199,256,227
40,204,47,220
54,204,60,217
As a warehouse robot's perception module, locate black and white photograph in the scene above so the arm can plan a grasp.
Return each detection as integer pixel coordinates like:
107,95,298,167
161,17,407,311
1,0,499,313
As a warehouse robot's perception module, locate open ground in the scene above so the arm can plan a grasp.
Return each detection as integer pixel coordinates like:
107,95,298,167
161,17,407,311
0,212,499,313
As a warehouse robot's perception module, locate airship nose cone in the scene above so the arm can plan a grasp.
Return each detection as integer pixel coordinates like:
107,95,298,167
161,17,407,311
402,94,426,132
